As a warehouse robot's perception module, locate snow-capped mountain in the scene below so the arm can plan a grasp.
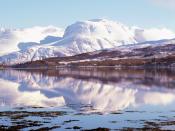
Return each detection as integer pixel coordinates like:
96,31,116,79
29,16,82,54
0,19,175,65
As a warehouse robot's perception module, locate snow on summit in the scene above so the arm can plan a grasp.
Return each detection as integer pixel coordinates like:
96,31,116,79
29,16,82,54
62,19,136,46
0,19,175,65
52,19,137,54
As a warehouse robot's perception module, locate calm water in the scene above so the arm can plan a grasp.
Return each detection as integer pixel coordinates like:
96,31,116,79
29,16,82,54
0,68,175,130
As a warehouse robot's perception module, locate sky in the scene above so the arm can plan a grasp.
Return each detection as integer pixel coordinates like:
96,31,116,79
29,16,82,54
0,0,175,31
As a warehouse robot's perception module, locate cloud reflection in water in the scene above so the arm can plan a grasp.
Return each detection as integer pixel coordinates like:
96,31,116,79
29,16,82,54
0,68,175,113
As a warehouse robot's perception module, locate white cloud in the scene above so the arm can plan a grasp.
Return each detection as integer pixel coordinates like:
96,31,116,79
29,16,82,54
151,0,175,9
0,26,64,56
134,27,175,42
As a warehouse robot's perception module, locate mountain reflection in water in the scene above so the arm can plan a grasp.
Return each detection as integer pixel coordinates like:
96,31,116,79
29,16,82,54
0,68,175,114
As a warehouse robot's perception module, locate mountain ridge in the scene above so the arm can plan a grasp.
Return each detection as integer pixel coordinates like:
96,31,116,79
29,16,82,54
13,39,175,68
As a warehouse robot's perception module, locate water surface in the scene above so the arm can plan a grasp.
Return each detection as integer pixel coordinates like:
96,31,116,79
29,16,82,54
0,68,175,130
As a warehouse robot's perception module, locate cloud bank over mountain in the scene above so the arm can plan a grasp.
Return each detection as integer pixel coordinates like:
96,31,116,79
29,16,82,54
0,26,64,55
134,27,175,42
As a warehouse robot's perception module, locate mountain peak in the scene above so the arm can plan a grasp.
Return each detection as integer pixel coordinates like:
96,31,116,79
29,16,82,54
63,19,136,44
